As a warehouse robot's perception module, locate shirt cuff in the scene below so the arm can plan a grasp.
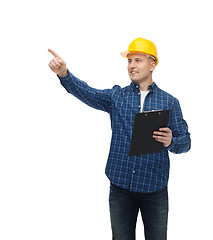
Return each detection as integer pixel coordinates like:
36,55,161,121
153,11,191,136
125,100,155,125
166,137,177,151
57,69,70,81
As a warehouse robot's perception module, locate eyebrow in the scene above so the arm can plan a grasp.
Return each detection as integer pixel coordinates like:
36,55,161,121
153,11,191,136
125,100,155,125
128,57,142,61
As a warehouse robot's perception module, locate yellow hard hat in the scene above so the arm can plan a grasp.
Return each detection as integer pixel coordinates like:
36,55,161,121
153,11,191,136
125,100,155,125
120,37,158,65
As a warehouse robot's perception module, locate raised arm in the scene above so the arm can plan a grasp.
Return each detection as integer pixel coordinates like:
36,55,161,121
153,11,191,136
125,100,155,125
48,49,113,113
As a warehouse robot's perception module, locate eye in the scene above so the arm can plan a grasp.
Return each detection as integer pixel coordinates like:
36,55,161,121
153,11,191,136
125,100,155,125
128,59,132,63
136,59,141,62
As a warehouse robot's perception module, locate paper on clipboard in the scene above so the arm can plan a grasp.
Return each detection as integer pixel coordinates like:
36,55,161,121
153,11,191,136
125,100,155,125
129,110,170,156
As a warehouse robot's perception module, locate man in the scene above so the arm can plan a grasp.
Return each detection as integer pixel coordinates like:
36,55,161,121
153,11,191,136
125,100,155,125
48,37,191,240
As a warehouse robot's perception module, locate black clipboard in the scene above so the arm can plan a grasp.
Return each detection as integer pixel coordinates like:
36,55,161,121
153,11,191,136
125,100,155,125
129,110,170,156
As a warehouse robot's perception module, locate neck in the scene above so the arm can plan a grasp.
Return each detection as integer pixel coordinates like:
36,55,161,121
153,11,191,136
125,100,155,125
138,77,153,91
139,82,152,91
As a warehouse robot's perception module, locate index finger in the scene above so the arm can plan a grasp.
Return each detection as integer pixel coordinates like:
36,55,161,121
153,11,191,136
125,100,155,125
48,49,61,58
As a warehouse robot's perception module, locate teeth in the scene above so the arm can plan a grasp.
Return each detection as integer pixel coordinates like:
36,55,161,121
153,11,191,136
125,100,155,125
131,71,137,73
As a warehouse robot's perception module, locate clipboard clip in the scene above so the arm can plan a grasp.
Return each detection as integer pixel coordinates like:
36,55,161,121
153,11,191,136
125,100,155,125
144,109,163,116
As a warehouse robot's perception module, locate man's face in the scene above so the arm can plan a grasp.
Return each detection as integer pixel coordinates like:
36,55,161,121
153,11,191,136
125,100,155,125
127,53,155,84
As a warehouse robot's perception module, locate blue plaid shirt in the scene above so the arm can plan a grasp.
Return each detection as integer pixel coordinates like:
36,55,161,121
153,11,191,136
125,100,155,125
58,69,191,193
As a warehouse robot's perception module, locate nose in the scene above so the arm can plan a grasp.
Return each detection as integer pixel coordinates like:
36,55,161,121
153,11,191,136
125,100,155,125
129,61,136,69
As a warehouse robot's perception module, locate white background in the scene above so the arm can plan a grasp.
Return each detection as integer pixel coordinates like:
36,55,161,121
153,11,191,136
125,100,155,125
1,0,212,239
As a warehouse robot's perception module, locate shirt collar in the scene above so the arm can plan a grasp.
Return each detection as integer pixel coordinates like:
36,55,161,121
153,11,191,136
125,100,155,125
130,81,158,92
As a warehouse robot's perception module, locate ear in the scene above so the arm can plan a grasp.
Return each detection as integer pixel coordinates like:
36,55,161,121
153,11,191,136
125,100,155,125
150,61,156,72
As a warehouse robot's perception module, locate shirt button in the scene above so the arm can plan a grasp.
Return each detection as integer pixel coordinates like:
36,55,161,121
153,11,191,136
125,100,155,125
138,92,140,95
133,170,136,174
138,106,141,108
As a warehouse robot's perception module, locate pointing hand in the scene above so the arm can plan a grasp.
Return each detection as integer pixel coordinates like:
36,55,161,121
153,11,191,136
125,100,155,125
48,49,68,77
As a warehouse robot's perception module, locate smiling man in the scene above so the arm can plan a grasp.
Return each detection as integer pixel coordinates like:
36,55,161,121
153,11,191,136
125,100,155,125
48,37,191,240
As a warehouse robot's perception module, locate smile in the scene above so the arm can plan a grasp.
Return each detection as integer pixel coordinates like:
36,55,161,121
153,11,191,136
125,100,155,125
130,71,138,74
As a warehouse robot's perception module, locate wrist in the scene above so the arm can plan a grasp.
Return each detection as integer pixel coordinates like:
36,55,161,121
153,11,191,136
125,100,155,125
58,68,68,77
165,139,173,148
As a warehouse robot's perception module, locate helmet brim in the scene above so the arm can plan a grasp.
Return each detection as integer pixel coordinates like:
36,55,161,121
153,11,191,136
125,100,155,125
120,51,129,58
120,51,158,65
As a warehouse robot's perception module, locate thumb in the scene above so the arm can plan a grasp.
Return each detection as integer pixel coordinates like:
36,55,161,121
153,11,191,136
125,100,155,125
58,59,63,64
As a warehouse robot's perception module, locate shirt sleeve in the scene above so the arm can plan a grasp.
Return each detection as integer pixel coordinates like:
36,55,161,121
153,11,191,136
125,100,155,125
167,98,191,154
58,69,113,113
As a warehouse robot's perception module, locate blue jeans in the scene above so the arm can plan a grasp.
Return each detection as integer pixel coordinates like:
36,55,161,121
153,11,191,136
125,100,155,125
109,183,168,240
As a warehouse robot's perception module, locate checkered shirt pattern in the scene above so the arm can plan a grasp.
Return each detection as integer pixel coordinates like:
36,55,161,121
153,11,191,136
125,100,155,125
58,70,191,193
